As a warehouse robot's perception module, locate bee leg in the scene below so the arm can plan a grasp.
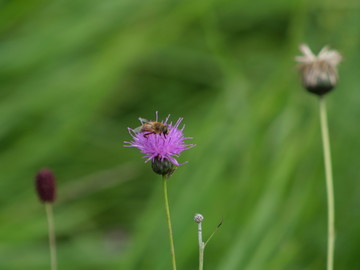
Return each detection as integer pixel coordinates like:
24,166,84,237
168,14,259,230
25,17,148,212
143,132,153,138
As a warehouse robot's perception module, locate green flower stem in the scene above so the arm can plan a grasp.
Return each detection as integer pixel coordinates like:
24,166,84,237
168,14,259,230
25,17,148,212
319,96,335,270
45,203,57,270
198,222,204,270
162,176,177,270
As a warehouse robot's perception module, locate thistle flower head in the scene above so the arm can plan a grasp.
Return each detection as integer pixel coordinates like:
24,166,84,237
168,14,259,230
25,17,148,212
35,169,56,203
295,44,342,95
125,113,195,177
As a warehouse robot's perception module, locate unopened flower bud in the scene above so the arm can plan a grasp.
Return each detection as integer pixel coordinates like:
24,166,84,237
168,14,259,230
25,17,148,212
151,157,176,178
295,44,342,96
35,169,56,203
194,213,204,223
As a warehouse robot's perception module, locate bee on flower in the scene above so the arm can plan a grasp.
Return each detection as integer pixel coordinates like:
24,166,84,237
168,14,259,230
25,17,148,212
134,117,169,137
125,112,195,178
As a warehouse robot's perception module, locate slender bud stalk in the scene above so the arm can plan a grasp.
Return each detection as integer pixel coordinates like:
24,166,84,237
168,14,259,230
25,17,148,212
45,203,57,270
319,97,335,270
162,176,177,270
198,219,205,270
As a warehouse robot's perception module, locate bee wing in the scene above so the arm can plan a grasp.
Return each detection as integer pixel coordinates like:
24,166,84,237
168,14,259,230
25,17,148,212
133,117,150,133
133,126,142,133
138,117,149,124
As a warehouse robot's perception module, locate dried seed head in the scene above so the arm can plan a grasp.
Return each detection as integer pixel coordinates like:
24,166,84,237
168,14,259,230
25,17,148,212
295,44,342,96
194,213,204,223
151,157,176,178
35,169,56,203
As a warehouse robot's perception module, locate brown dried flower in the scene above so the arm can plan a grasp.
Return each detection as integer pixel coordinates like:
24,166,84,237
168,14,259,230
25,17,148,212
295,44,342,96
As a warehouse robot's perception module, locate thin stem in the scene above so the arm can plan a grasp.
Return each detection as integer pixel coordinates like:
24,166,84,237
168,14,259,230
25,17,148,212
319,96,335,270
198,222,204,270
162,176,177,270
45,203,58,270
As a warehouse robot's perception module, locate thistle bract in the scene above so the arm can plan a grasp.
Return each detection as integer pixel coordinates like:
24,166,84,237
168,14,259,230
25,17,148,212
151,157,176,178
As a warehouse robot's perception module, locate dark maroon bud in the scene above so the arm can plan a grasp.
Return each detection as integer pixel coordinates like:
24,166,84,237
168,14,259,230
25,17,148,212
35,169,56,203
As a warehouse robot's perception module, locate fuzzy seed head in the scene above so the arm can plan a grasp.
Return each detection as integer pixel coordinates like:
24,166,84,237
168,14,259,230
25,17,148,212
35,169,56,203
295,44,342,96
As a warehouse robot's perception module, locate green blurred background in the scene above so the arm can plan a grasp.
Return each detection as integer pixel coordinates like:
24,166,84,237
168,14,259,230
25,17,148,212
1,0,359,269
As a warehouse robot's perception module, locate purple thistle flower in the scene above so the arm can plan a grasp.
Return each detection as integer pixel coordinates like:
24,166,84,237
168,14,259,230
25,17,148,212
125,113,194,176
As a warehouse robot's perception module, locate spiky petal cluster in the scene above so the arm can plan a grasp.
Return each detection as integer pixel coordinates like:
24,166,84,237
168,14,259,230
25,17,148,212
125,115,194,167
295,44,342,95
